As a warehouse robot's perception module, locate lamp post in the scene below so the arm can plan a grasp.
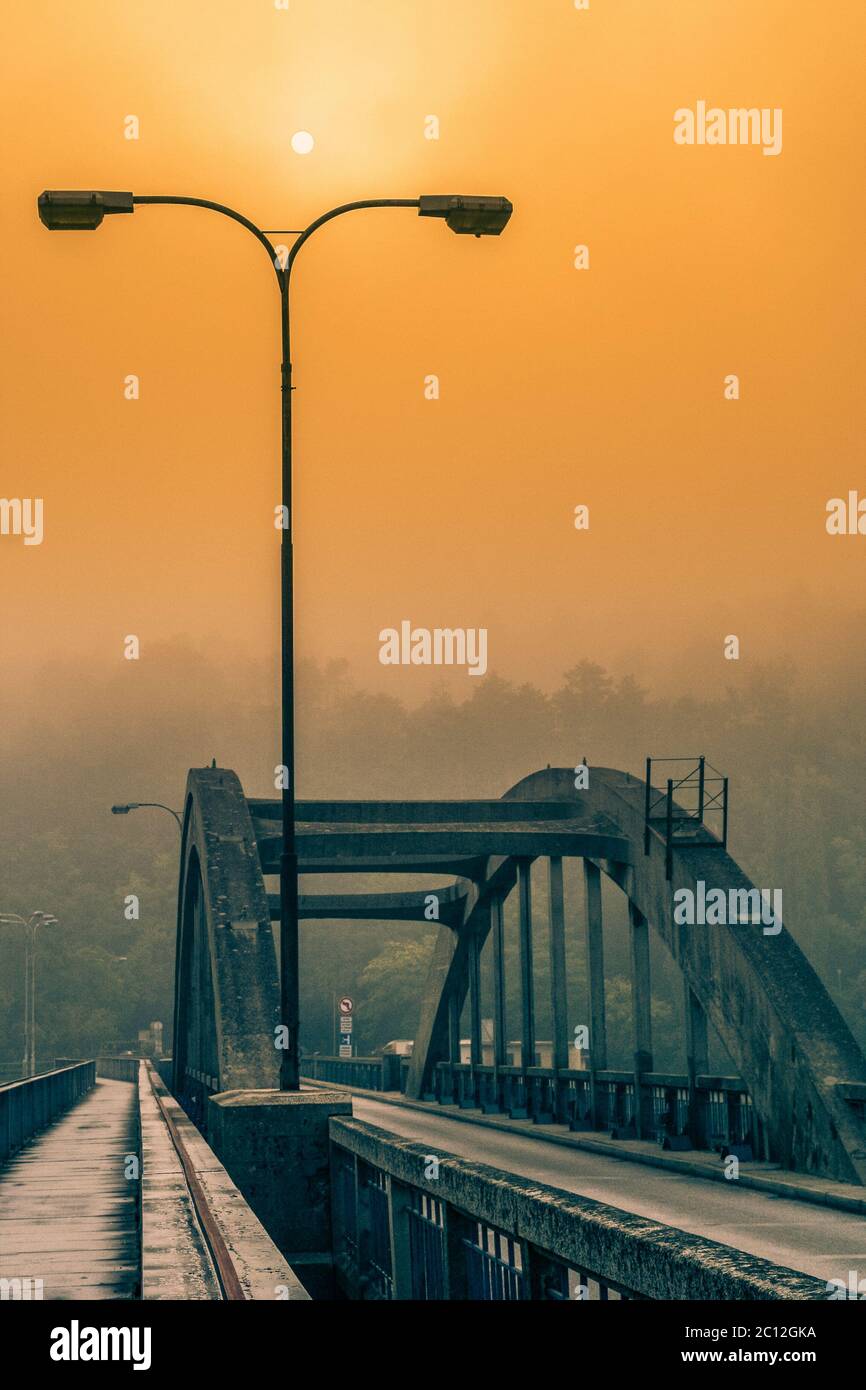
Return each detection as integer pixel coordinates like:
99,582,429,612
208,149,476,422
38,187,513,1091
0,911,60,1077
111,802,183,832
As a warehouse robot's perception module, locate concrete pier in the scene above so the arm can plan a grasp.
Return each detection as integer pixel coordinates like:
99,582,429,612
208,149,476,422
207,1088,351,1268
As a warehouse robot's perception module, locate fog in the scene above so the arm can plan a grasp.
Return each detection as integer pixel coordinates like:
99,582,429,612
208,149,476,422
1,632,864,1072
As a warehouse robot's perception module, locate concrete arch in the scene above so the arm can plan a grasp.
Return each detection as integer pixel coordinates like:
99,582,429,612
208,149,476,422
172,767,280,1117
172,763,866,1184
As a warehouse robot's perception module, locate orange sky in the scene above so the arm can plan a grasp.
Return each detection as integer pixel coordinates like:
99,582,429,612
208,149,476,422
2,0,864,702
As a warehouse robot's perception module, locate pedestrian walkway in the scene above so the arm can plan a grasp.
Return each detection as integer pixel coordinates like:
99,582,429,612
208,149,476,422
0,1078,139,1299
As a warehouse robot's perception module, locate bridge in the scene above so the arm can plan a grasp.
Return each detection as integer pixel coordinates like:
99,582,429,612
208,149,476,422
2,761,866,1302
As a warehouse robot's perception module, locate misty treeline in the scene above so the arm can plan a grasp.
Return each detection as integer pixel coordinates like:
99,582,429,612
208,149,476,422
0,643,863,1074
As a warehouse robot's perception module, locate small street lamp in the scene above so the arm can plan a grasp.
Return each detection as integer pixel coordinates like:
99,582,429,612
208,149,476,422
111,802,183,832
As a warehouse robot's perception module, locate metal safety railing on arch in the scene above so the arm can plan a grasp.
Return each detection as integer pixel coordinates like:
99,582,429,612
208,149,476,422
643,755,729,879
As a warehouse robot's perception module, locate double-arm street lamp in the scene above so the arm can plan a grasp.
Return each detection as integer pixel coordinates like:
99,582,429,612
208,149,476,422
0,910,60,1077
38,185,513,1091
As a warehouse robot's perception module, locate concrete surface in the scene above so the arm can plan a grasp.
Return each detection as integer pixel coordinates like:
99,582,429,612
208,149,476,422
0,1078,138,1300
139,1063,221,1300
146,1065,309,1300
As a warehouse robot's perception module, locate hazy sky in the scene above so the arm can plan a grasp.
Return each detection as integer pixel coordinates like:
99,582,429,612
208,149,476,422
2,0,864,705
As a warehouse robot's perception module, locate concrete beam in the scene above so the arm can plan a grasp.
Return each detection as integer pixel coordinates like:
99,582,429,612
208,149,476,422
267,882,469,928
254,821,632,876
248,799,581,825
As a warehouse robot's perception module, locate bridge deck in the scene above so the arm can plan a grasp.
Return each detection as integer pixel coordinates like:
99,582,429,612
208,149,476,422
352,1095,866,1286
0,1078,139,1300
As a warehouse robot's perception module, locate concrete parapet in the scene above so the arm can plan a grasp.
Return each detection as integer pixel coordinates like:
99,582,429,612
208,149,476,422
142,1064,309,1300
331,1115,830,1301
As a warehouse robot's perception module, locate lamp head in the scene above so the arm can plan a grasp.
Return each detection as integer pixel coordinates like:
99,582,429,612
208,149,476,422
111,804,136,815
418,195,513,237
38,190,134,231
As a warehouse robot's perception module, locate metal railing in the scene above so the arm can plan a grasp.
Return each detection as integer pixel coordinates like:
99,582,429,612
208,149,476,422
429,1062,759,1155
0,1061,96,1164
329,1116,825,1300
0,1060,58,1085
302,1054,403,1092
407,1190,446,1299
307,1054,761,1159
464,1223,525,1299
96,1056,140,1082
644,755,729,879
331,1118,642,1301
55,1055,140,1083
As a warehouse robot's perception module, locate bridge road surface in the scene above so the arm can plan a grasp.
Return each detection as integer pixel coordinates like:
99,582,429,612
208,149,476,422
0,1079,139,1299
353,1096,866,1286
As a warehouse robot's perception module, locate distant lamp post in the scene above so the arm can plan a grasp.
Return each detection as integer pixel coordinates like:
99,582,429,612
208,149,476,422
0,911,61,1077
39,184,513,1091
111,802,182,832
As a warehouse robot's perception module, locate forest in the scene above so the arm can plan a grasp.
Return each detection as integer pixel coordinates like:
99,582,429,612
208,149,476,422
1,641,863,1079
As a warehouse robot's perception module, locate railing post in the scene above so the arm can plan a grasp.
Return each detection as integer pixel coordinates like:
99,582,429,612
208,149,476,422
643,756,653,854
441,1204,470,1300
629,902,653,1139
529,1248,570,1300
583,860,607,1128
387,1176,414,1299
517,1239,534,1300
355,1162,374,1295
697,755,706,823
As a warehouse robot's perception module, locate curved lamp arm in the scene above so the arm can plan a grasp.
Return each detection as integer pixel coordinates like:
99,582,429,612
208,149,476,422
112,802,183,831
135,802,183,830
132,195,285,288
285,198,420,280
283,199,421,363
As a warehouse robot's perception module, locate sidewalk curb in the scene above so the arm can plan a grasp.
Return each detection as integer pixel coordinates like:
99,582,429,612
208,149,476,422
302,1076,866,1216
